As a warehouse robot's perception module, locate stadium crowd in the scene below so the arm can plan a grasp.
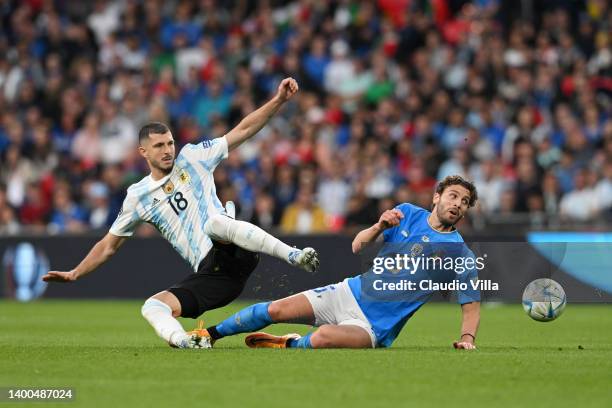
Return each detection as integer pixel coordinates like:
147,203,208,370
0,0,611,236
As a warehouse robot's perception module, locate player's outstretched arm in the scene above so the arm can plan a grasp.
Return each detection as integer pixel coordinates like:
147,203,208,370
42,233,127,283
224,77,299,150
351,209,403,254
454,301,480,350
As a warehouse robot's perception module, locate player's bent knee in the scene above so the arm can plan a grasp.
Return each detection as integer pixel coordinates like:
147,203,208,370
204,213,231,238
140,300,151,318
141,298,172,319
267,301,284,321
150,292,182,317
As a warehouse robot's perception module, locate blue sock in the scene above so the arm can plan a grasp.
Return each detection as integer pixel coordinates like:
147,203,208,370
215,302,272,337
287,333,313,348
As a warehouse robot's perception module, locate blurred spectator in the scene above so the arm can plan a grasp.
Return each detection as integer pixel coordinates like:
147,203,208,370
48,183,88,233
364,57,394,105
99,102,137,164
87,0,123,45
498,188,518,215
72,111,102,169
472,159,504,213
594,162,612,213
317,160,351,221
405,160,437,195
514,159,541,212
325,40,356,96
250,192,277,231
0,187,20,234
272,165,297,217
194,80,232,128
1,145,36,208
363,156,394,199
84,181,111,229
280,189,328,234
541,171,562,216
0,205,20,235
560,169,599,222
29,123,58,176
441,108,468,153
101,164,127,225
19,183,49,228
303,36,329,90
160,2,201,49
502,106,548,164
437,147,471,180
345,182,378,227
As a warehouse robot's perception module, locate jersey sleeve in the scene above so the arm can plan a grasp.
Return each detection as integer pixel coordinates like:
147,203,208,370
109,192,141,237
383,203,415,242
181,136,229,170
456,247,481,304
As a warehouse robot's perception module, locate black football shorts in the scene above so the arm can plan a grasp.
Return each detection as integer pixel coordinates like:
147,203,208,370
167,241,259,318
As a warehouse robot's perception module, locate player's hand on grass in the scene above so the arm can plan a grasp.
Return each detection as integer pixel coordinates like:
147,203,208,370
42,270,77,283
453,341,476,350
276,77,299,102
377,209,404,231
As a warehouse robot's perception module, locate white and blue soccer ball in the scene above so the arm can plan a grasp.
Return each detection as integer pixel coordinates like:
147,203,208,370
522,278,567,322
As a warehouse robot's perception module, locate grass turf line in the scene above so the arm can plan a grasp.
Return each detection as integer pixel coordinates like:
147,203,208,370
1,300,611,408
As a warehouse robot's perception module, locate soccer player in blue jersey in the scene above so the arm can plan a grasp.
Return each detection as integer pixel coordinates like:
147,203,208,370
196,175,480,350
42,78,320,349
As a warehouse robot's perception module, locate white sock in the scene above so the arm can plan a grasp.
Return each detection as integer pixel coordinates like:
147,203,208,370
141,298,188,347
204,214,299,264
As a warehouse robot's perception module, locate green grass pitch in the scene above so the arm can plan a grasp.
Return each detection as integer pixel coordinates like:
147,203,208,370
1,300,611,408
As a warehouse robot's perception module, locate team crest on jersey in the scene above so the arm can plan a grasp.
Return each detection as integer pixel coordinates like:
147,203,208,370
178,169,190,184
411,244,423,257
162,180,175,194
421,235,430,242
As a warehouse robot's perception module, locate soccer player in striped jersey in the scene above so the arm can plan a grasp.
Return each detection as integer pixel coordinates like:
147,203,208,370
43,78,319,349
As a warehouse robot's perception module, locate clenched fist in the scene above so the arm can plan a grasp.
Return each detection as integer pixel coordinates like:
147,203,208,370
376,209,404,231
276,77,299,102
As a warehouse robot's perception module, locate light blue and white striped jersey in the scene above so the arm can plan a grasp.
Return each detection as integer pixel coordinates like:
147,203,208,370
109,136,229,271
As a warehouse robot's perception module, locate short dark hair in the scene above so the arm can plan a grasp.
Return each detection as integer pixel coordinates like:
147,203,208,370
138,122,170,144
435,175,478,207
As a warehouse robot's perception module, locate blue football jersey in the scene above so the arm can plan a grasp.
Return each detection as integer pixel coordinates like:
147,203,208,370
347,203,481,347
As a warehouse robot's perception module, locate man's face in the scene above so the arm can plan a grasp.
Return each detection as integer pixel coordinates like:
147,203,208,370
432,185,471,227
139,132,176,174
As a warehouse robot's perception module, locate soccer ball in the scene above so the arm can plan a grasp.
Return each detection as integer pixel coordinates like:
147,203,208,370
522,278,567,322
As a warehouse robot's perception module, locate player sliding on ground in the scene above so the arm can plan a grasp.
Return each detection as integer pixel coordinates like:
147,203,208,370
194,175,481,350
42,78,319,349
